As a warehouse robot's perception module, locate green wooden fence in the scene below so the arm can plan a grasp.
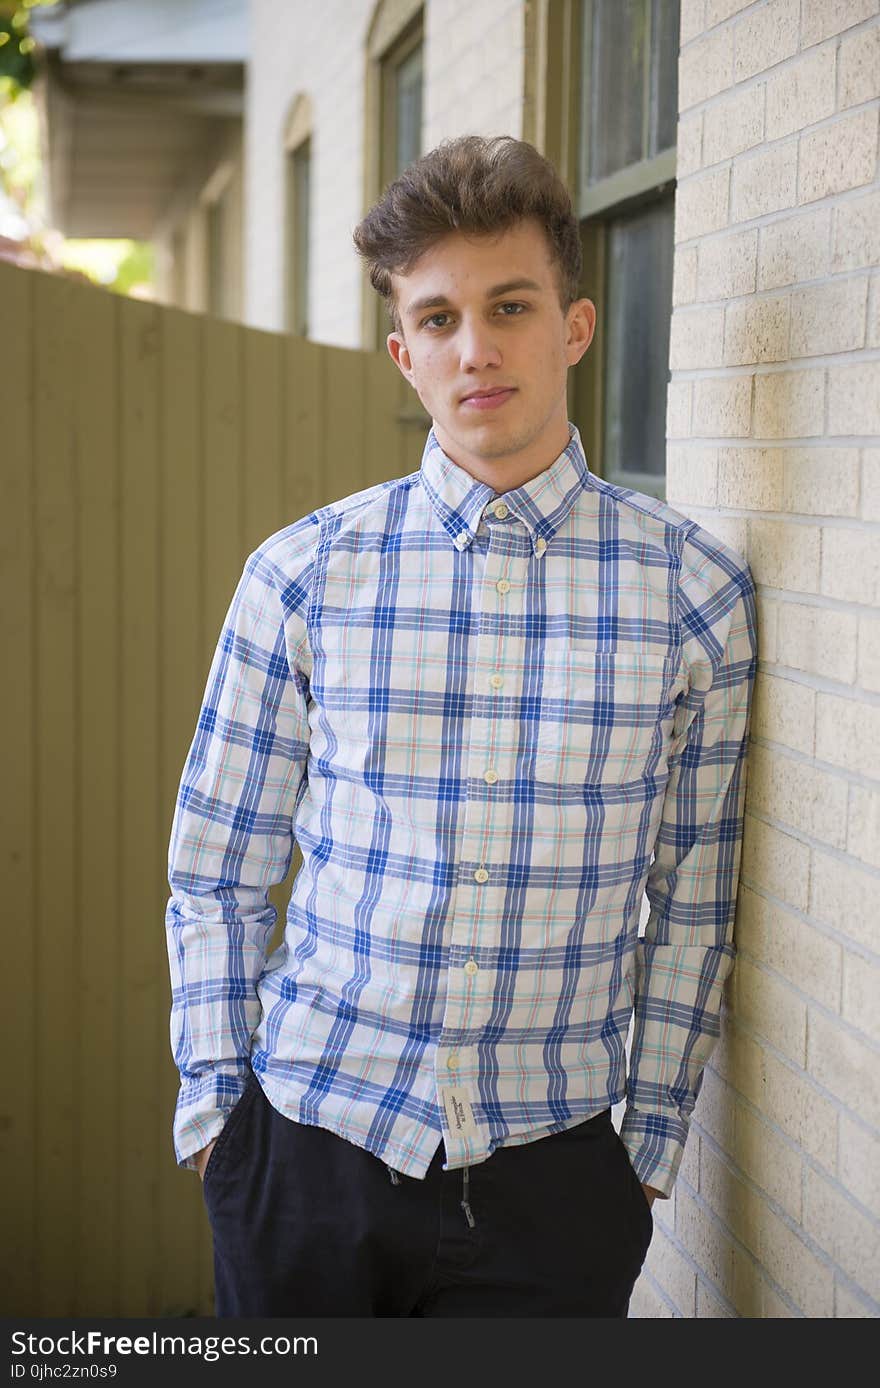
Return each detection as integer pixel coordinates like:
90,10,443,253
0,260,428,1315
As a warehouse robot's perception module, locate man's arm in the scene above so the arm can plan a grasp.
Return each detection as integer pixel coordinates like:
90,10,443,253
165,529,315,1172
621,531,759,1198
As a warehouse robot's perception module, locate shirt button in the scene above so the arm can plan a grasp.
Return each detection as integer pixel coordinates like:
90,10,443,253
493,502,509,519
489,673,504,689
484,768,498,784
535,536,547,555
496,579,510,594
464,960,479,976
456,530,469,546
473,867,489,883
446,1054,459,1070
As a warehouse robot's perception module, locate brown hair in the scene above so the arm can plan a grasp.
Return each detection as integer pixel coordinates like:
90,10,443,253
352,134,582,337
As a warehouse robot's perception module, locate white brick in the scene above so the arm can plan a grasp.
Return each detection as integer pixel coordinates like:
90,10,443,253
790,277,869,357
732,955,808,1064
746,515,821,591
676,167,731,242
693,1063,736,1152
821,526,880,606
808,1007,880,1126
696,1280,735,1315
681,0,707,46
693,373,752,435
628,1274,675,1317
800,0,879,49
732,141,799,222
644,1225,698,1314
741,814,812,909
666,445,719,506
816,688,880,779
698,227,758,300
804,1166,880,1298
676,1188,735,1299
723,294,790,364
858,612,880,692
734,1103,803,1219
666,381,693,438
798,108,879,205
765,46,836,141
706,0,755,26
673,244,699,305
836,1281,879,1316
775,598,859,682
679,25,735,110
733,0,800,83
862,449,880,522
702,83,764,165
828,360,880,435
747,741,848,849
753,368,825,438
759,206,831,290
832,190,880,272
678,111,704,179
670,306,725,369
756,1201,836,1316
735,885,843,1010
811,847,879,951
749,671,815,755
782,447,860,518
848,782,880,870
717,446,785,509
839,21,880,108
700,1142,762,1252
841,952,880,1044
839,1115,880,1219
754,590,780,664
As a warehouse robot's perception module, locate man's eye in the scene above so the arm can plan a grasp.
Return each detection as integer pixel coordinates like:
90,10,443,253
421,303,527,329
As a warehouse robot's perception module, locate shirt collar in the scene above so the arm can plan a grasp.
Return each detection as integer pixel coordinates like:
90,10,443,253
418,420,594,557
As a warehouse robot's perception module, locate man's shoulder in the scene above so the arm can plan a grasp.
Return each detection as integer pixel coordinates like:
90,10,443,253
588,474,753,594
254,471,420,572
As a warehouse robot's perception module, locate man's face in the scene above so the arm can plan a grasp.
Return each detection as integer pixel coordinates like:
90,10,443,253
386,216,596,488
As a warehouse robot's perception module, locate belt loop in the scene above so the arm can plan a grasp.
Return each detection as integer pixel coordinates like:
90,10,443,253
386,1164,401,1185
460,1165,476,1228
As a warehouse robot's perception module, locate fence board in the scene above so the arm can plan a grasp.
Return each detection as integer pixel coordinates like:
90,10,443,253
74,281,122,1314
118,296,163,1314
0,261,38,1316
158,305,212,1316
33,269,79,1314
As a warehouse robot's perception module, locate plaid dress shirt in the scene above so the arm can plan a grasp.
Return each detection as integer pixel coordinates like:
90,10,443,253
165,420,758,1196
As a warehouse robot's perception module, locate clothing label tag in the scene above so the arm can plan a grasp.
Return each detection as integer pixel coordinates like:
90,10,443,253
442,1087,477,1138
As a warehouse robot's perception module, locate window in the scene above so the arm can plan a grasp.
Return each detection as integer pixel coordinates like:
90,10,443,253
286,137,311,336
363,1,426,356
284,94,313,337
575,0,679,499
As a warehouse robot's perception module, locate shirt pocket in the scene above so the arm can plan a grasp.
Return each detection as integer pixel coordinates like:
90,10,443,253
535,651,671,786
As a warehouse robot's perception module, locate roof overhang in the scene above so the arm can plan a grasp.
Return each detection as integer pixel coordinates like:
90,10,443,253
30,0,247,240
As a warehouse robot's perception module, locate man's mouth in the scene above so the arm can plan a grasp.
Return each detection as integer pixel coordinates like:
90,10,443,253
460,387,517,410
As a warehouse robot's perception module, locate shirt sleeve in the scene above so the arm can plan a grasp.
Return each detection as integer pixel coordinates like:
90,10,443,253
620,527,759,1197
165,527,315,1171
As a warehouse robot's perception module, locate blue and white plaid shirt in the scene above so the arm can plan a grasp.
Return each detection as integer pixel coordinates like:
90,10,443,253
166,420,758,1196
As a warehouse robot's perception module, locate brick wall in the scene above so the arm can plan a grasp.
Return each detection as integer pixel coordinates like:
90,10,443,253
630,0,880,1318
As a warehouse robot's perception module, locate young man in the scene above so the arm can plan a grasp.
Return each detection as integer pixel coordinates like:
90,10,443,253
165,134,758,1318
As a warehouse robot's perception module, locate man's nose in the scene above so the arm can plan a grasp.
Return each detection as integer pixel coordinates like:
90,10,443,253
457,316,504,369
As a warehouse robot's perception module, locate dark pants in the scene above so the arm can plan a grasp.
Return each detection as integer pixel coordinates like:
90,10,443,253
201,1069,654,1317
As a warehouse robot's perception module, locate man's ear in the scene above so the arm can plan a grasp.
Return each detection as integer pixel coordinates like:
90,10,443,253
387,331,415,385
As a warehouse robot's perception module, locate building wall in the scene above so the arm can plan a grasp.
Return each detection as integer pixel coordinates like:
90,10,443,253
154,123,244,320
630,0,880,1319
244,0,524,342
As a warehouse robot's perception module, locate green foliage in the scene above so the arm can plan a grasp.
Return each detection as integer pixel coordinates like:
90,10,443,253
0,2,58,94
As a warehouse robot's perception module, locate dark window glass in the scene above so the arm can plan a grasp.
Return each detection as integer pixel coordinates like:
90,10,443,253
603,195,674,482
